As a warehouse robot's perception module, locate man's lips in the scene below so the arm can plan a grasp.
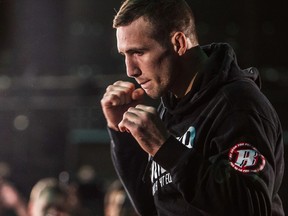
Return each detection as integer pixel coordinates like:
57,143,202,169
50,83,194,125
139,80,150,88
139,80,149,85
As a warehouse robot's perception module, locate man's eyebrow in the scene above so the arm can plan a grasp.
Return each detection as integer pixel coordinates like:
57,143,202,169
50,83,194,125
119,47,148,55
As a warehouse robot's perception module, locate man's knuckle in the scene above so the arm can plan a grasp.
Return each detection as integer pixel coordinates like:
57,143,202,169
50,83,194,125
113,80,123,85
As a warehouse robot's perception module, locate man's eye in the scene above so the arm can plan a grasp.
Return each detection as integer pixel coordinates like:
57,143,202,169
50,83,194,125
134,52,144,56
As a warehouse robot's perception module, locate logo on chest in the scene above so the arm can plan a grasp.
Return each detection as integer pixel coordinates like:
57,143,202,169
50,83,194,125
151,126,196,195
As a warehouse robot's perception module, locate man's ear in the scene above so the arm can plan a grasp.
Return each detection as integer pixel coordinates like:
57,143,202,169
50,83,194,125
171,32,187,56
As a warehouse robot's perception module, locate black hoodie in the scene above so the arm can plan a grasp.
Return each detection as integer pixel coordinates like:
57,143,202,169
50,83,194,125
108,43,285,216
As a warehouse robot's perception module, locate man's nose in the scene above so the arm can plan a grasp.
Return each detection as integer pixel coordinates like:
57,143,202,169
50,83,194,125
125,56,141,78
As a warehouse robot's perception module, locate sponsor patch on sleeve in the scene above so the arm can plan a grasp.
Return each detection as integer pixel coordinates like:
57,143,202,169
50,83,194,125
229,142,266,173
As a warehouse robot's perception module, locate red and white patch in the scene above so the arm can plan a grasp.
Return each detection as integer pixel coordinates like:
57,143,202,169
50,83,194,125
229,143,265,173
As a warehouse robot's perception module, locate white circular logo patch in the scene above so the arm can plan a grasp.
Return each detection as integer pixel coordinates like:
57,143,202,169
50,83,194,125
229,143,265,173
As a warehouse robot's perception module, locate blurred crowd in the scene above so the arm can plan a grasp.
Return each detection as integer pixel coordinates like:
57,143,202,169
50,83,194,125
0,162,137,216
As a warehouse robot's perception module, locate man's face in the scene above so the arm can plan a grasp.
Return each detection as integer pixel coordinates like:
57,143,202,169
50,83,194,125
116,17,177,99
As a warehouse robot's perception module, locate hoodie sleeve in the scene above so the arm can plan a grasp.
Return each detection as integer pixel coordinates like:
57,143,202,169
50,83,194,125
153,110,284,216
108,129,157,216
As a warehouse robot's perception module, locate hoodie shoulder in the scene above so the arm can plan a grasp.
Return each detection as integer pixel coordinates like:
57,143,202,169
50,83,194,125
220,72,279,126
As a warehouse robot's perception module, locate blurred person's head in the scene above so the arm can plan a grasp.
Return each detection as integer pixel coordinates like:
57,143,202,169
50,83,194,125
29,178,58,204
28,178,79,216
104,180,137,216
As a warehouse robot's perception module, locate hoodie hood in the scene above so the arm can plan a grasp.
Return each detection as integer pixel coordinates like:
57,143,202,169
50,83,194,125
161,43,261,116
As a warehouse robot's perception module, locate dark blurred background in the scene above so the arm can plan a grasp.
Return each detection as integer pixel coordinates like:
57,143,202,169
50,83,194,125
0,0,287,214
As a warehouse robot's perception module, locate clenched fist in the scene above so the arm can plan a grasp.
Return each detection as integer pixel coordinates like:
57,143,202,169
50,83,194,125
101,81,169,156
101,81,145,131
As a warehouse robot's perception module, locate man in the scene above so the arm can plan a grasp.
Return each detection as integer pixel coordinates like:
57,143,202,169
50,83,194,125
101,0,285,215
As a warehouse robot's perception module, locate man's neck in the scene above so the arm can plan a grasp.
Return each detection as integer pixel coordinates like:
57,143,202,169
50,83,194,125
173,45,208,98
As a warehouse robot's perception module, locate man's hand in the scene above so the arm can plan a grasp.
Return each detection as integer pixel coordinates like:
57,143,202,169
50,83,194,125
118,104,170,156
101,81,145,131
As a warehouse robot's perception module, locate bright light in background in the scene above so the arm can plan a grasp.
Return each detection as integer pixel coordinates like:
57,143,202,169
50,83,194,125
77,165,96,183
14,115,30,131
59,171,70,184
